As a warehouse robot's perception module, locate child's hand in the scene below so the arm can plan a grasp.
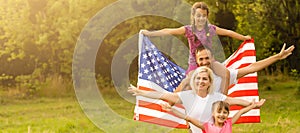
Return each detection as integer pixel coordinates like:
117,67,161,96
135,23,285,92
160,102,172,111
141,30,151,36
254,99,266,108
244,35,252,40
128,84,139,96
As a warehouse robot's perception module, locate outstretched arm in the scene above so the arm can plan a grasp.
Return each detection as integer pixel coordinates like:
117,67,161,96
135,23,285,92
160,102,205,130
141,26,185,36
225,97,266,107
237,43,295,78
128,84,182,105
232,99,264,124
216,26,251,41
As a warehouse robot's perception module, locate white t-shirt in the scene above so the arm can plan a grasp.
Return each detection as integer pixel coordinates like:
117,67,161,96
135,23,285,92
213,69,238,93
178,91,227,133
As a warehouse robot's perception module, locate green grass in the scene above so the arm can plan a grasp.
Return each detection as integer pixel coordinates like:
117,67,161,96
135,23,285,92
0,75,299,133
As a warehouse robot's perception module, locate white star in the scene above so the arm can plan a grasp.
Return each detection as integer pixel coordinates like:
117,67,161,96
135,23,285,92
163,62,168,66
141,63,146,68
154,65,159,70
151,59,155,63
158,71,162,76
150,67,154,72
144,69,149,74
143,54,148,59
164,84,169,89
138,72,143,77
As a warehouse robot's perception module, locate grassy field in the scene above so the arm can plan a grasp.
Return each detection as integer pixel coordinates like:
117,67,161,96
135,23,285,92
0,75,299,133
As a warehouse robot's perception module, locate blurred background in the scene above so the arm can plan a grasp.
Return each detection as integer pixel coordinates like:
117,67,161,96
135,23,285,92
0,0,299,132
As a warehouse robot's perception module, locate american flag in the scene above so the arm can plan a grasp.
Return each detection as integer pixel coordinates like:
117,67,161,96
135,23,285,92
224,38,260,124
133,33,260,128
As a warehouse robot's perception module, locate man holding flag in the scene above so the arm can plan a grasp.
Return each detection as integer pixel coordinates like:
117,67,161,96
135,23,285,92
176,42,295,95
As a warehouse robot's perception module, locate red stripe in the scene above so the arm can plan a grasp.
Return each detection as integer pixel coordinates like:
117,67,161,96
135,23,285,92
137,114,188,128
234,116,260,124
226,50,256,67
138,100,184,110
231,39,255,56
237,76,258,83
237,63,251,69
138,86,155,91
138,100,164,112
228,90,259,97
228,76,257,89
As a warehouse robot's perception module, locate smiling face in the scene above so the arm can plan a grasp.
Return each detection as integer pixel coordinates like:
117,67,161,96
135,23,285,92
193,71,211,92
195,49,213,68
194,8,208,27
212,101,230,127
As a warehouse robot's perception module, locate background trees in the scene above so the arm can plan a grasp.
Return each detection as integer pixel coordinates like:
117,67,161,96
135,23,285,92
0,0,299,92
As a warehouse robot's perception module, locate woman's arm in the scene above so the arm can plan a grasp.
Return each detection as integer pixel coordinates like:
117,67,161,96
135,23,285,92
141,26,185,36
237,43,295,78
128,84,182,105
216,26,251,41
225,97,266,107
231,99,263,124
211,61,230,95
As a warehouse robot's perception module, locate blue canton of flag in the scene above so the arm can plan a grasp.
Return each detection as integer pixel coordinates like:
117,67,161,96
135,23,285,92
139,37,186,92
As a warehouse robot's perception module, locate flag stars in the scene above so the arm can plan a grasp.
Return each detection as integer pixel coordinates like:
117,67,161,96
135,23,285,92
151,59,155,64
150,67,154,72
146,61,151,65
144,69,149,74
143,54,148,59
138,72,143,78
141,63,146,68
154,65,159,70
164,84,169,89
147,75,152,80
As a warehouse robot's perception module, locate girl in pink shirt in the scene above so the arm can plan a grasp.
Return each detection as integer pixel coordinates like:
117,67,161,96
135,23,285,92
161,100,260,133
142,2,251,93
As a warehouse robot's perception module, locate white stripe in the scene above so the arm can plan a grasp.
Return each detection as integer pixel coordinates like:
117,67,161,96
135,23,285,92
228,83,258,94
138,79,169,92
242,73,257,77
134,106,187,125
229,109,260,117
227,56,256,69
224,42,255,65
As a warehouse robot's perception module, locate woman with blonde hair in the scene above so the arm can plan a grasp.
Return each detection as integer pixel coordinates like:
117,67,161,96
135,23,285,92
128,66,265,133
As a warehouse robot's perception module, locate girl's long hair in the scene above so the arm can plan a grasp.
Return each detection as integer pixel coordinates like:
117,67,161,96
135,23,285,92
191,2,210,43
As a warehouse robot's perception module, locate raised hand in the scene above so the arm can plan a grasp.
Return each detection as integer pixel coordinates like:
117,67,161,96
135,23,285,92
254,99,266,108
277,43,295,60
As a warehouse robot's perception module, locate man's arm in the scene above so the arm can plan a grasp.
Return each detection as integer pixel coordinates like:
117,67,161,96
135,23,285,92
237,43,295,79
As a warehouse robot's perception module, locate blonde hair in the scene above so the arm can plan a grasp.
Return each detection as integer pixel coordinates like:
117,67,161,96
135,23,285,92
189,66,214,94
